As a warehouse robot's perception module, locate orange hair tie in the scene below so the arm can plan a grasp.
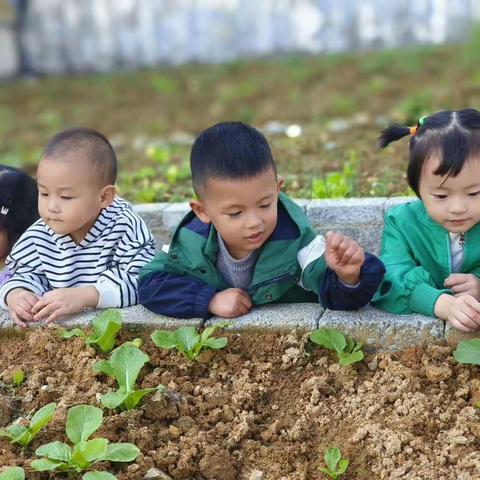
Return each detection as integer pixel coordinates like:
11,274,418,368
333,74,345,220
409,126,418,135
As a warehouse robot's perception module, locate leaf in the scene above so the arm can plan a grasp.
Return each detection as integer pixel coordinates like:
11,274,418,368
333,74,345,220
202,337,228,350
29,402,57,436
87,309,122,353
66,405,103,444
0,424,27,441
35,441,71,462
317,467,334,478
454,339,480,365
60,328,86,339
101,390,130,410
77,438,108,462
93,360,115,378
12,370,25,387
0,467,25,480
175,326,200,355
151,330,177,349
109,346,149,392
101,442,140,462
122,388,157,410
310,328,346,354
338,349,364,366
30,458,66,471
83,473,117,480
325,447,341,472
200,322,232,343
337,458,349,474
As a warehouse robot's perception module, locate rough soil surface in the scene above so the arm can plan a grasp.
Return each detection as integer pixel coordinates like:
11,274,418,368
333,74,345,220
1,327,480,479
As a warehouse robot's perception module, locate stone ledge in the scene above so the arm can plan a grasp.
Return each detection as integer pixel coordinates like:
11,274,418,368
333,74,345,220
0,303,451,351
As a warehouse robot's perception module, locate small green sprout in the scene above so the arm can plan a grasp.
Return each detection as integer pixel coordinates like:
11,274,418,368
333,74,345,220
0,403,56,448
31,404,138,477
0,467,25,480
12,370,25,387
60,309,122,353
318,447,349,479
94,345,162,410
151,322,232,361
309,328,364,366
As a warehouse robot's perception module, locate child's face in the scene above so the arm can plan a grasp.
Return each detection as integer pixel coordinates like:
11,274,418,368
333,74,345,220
191,168,281,259
37,153,115,244
419,155,480,233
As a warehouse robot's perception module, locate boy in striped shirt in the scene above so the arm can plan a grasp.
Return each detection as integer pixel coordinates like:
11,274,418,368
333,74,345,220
0,128,156,327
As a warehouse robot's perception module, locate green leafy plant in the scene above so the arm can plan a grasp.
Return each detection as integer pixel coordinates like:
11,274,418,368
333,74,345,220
12,370,25,387
60,309,122,353
309,328,364,366
454,339,480,365
318,447,349,479
31,404,139,476
94,345,162,410
0,467,25,480
151,322,232,361
0,403,56,448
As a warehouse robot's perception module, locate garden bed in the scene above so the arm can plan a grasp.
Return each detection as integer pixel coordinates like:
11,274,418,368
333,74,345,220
1,326,480,479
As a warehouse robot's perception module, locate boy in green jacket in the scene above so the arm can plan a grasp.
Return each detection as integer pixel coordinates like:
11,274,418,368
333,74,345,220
139,122,384,319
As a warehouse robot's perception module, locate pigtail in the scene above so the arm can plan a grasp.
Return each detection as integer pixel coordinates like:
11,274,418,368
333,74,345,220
378,125,412,149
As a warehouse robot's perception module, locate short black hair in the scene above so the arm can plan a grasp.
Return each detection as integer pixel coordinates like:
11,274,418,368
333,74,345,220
0,165,39,250
379,109,480,196
190,121,276,196
42,127,117,186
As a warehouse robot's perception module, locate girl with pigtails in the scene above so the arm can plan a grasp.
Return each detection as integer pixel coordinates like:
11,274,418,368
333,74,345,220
373,109,480,332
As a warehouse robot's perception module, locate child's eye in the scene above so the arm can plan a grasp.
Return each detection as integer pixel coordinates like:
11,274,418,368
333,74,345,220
432,194,448,199
468,191,480,197
61,196,73,200
260,203,272,209
228,211,241,218
40,192,48,197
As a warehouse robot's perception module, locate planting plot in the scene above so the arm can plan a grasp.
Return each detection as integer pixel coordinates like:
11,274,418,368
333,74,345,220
1,327,480,479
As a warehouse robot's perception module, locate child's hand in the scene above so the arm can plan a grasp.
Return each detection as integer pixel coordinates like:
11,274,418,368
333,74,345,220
444,273,480,300
6,288,40,328
32,286,99,324
208,288,252,318
324,231,365,285
446,294,480,332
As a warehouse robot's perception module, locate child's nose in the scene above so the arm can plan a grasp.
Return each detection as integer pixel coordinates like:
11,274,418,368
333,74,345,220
47,198,60,212
245,212,262,229
449,198,467,214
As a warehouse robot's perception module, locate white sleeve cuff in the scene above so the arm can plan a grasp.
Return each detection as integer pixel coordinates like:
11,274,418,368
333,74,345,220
95,277,121,308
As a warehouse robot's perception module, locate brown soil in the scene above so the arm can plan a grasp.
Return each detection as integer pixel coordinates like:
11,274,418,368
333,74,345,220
1,327,480,479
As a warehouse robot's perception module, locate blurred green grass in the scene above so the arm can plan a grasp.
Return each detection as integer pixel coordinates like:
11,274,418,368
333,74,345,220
3,30,480,202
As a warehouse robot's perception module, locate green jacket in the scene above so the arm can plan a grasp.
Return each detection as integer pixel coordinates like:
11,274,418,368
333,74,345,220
139,193,384,318
372,200,480,316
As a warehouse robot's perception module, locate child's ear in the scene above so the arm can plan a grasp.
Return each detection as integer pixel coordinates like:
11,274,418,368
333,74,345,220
277,176,284,192
190,200,211,224
100,185,116,208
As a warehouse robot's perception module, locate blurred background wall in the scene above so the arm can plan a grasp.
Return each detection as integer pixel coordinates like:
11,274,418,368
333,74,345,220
1,0,479,77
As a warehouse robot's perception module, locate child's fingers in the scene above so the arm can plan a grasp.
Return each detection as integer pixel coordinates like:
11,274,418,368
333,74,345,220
326,231,342,251
450,282,474,294
33,302,60,321
15,302,35,322
463,295,480,318
450,316,475,332
444,274,469,288
337,242,359,266
10,310,27,329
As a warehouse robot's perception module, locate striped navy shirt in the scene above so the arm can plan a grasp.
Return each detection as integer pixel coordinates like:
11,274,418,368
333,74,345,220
0,197,156,309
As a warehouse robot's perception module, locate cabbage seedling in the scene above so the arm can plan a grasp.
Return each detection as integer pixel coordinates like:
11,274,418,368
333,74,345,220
31,404,139,476
309,328,363,366
0,467,25,480
151,322,232,361
12,370,25,387
318,447,349,479
60,309,122,353
94,345,162,410
0,402,56,448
